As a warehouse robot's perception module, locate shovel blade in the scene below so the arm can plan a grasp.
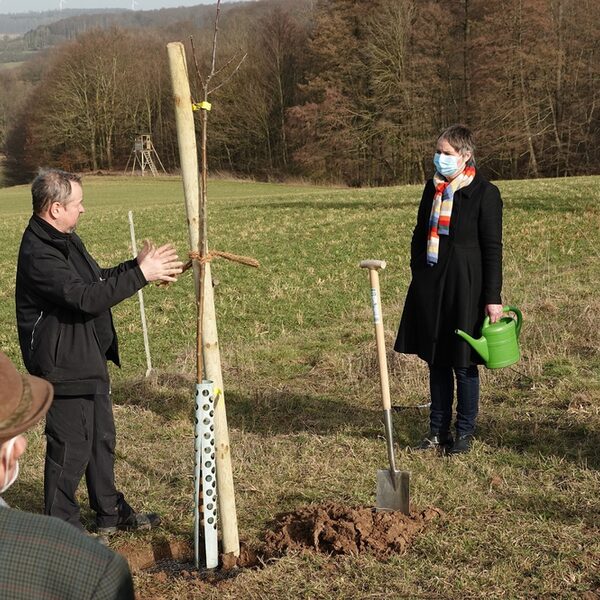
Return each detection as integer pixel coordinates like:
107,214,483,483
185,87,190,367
376,469,410,515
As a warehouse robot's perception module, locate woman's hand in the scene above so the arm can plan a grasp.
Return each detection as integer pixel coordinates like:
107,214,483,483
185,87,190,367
485,304,504,323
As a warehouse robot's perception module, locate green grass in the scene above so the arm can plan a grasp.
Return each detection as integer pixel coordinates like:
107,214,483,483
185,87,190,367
0,174,598,599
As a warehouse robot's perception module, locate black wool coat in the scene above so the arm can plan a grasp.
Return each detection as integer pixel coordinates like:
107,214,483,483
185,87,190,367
394,171,503,367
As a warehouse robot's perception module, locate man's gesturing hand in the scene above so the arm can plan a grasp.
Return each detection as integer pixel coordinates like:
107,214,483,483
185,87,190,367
137,241,184,283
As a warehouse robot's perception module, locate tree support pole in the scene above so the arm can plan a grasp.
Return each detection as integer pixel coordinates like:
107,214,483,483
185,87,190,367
167,41,240,560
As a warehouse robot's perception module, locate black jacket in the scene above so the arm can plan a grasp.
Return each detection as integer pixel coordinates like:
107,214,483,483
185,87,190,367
394,171,503,367
16,215,147,395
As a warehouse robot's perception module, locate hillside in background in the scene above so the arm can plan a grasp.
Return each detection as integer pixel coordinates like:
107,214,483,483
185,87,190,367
0,2,252,66
0,2,245,60
20,3,245,49
0,8,124,35
0,8,128,64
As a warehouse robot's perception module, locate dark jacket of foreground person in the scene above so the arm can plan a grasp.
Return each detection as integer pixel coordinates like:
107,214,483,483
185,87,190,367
394,170,503,367
0,506,135,600
15,214,147,395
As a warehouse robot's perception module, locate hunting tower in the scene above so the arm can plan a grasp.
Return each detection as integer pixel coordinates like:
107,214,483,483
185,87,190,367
125,134,166,177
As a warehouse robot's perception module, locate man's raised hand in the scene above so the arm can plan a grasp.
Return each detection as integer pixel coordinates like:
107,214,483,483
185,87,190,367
137,241,184,283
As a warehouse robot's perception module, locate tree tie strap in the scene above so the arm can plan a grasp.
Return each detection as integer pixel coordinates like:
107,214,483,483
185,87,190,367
157,251,258,287
184,250,260,273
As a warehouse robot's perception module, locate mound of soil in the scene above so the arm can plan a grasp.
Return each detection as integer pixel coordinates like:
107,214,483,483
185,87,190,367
263,503,443,561
127,502,443,595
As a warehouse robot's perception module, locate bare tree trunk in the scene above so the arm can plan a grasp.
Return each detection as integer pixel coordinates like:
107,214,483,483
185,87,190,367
551,0,565,175
276,61,288,167
517,0,539,177
90,136,98,171
462,0,471,121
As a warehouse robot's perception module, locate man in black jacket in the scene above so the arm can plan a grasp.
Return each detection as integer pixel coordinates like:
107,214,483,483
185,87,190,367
15,168,183,534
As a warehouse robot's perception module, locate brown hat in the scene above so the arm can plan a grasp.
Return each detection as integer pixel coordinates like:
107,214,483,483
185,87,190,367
0,351,53,443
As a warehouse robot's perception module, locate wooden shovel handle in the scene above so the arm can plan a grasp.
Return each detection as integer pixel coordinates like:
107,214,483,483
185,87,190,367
361,261,392,411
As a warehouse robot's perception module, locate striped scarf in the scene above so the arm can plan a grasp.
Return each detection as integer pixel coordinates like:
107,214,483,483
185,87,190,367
426,166,476,265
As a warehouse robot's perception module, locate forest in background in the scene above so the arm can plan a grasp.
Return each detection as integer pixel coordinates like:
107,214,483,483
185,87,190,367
1,0,599,187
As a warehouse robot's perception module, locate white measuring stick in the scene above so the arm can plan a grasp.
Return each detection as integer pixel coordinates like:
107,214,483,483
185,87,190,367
128,211,152,377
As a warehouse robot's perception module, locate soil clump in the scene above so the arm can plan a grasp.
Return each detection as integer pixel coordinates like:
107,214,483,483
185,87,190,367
263,502,443,560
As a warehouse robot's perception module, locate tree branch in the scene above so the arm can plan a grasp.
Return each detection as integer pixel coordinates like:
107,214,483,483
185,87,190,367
189,36,206,95
209,53,248,95
212,49,243,79
205,0,222,93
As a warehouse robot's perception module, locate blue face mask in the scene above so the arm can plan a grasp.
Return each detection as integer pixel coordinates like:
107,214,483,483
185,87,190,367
434,152,462,177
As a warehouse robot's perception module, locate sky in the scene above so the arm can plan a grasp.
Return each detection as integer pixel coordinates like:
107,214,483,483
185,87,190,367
0,0,219,14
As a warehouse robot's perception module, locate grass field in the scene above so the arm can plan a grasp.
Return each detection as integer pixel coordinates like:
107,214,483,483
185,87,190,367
0,174,598,599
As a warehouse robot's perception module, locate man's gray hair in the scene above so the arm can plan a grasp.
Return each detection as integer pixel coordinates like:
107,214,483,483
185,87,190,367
438,124,476,166
31,169,82,215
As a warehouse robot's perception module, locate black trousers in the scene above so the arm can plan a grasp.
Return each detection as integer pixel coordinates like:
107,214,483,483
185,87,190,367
429,365,480,437
44,394,133,529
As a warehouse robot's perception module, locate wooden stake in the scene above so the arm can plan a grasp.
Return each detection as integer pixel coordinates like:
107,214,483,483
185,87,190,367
200,260,240,555
167,41,240,558
166,43,200,295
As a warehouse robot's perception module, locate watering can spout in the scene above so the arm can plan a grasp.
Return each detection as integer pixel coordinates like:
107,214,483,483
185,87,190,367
455,329,489,362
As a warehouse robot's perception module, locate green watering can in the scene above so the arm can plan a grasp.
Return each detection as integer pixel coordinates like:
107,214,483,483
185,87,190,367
455,306,523,369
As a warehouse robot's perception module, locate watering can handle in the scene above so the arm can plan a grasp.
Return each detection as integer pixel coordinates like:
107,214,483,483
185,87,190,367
482,306,523,337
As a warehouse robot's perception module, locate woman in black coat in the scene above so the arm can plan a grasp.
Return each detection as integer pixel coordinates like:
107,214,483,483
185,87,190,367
394,125,503,454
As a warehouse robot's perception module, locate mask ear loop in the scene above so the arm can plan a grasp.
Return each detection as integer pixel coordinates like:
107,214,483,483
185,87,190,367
1,437,20,494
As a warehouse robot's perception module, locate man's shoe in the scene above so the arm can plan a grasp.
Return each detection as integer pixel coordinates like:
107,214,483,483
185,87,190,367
447,434,475,455
97,512,161,536
415,431,453,451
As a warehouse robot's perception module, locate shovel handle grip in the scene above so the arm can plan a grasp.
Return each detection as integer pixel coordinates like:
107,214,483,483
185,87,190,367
359,259,386,271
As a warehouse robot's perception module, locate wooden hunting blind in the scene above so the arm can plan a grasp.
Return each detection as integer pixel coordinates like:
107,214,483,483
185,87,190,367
125,134,166,177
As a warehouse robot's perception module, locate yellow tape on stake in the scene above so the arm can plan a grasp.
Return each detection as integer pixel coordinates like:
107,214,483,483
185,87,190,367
192,101,212,112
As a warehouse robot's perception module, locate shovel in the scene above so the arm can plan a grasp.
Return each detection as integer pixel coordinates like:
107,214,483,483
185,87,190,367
360,260,410,515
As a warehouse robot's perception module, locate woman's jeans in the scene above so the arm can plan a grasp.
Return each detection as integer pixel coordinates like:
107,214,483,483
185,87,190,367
429,365,479,437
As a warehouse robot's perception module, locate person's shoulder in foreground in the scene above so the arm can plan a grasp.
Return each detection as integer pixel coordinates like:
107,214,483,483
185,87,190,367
0,506,134,600
0,348,135,600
